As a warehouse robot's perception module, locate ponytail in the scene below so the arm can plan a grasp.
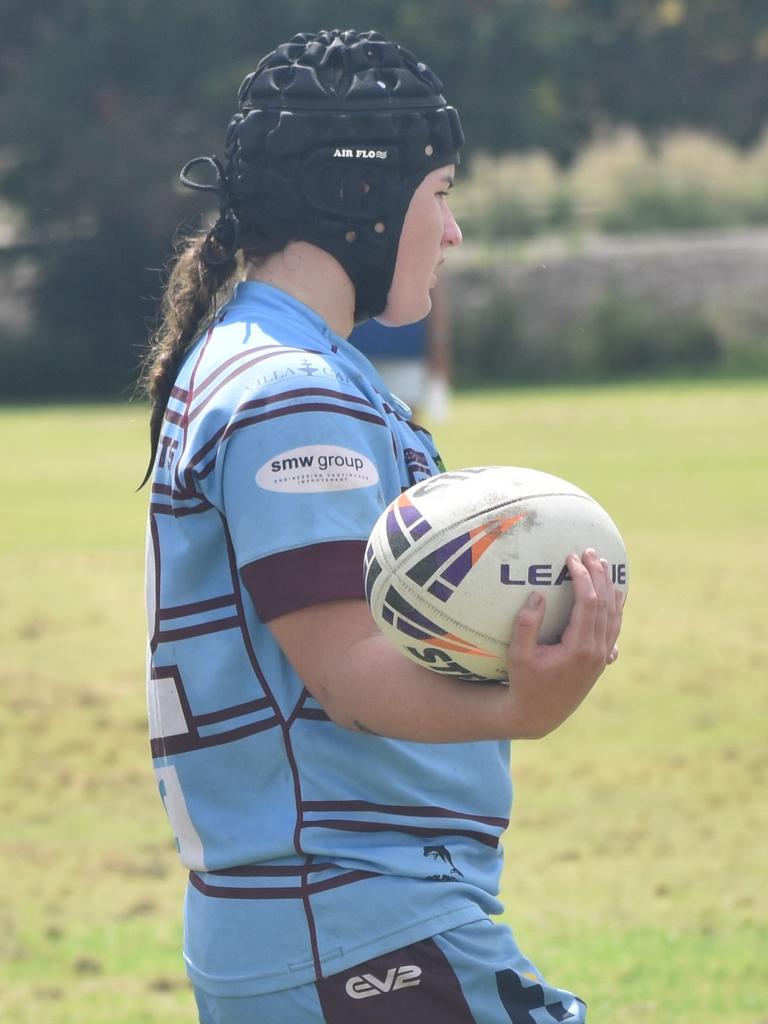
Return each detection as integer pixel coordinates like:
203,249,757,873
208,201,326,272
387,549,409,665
138,230,241,488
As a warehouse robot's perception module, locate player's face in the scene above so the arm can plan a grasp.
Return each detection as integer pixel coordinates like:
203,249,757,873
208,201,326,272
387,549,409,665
378,165,461,326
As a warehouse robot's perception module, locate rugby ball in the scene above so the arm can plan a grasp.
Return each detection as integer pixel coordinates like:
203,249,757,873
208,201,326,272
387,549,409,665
364,466,628,683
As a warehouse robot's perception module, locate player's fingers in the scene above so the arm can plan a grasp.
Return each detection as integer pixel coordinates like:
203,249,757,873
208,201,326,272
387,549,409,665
508,591,547,661
595,555,616,646
607,646,619,665
606,587,625,657
560,552,599,646
586,552,611,647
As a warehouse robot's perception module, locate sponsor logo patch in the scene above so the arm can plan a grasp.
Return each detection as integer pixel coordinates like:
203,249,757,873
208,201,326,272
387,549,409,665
345,965,422,999
256,446,379,493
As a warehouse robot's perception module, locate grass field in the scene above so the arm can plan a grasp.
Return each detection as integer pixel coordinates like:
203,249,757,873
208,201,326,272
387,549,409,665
1,381,766,1023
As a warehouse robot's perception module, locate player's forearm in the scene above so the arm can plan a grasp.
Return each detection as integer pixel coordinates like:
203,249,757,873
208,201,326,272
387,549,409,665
313,633,553,742
268,567,620,744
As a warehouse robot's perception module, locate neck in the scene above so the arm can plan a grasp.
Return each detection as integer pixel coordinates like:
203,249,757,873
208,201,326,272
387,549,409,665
245,242,356,338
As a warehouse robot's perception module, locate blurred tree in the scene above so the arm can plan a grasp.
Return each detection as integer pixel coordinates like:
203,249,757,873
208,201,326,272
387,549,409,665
0,1,322,395
1,0,767,397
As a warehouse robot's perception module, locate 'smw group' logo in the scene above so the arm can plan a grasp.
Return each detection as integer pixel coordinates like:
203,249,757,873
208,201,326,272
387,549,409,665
256,446,378,493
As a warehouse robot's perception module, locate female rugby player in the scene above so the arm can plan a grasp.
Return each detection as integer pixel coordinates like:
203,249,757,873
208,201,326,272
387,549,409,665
141,28,622,1024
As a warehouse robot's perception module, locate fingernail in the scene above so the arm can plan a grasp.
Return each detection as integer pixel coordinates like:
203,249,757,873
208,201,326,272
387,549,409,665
585,548,596,558
525,591,543,609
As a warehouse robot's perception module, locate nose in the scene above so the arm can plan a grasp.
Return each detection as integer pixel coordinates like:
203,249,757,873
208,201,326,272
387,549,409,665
442,205,462,249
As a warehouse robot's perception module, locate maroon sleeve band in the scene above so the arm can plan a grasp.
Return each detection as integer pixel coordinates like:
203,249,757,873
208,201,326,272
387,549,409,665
240,540,368,621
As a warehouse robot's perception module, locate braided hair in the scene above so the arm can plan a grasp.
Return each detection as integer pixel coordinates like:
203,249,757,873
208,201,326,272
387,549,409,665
138,233,237,488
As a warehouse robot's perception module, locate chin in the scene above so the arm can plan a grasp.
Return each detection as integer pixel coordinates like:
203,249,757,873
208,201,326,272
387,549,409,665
378,292,432,328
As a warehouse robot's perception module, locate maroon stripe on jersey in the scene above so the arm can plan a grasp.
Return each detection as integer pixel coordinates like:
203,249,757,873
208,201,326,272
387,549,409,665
148,515,162,650
164,408,184,425
303,800,509,829
150,713,279,758
177,324,216,484
184,390,386,481
151,482,174,496
208,863,339,877
381,398,426,430
410,422,432,435
193,345,284,397
149,500,213,518
381,400,415,425
302,820,501,849
188,868,378,900
221,402,386,444
188,346,325,423
158,593,237,620
287,689,332,727
193,402,387,481
237,386,375,414
301,852,323,975
148,665,274,756
187,324,215,397
316,936,476,1023
219,511,311,850
170,483,209,502
170,385,189,399
156,614,241,643
308,870,380,895
218,512,324,968
294,707,332,722
194,696,272,726
287,688,310,728
183,424,226,472
240,540,367,622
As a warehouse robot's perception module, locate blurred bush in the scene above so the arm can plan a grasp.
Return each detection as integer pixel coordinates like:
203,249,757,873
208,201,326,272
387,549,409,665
448,226,768,387
452,288,748,386
575,294,723,376
453,129,768,239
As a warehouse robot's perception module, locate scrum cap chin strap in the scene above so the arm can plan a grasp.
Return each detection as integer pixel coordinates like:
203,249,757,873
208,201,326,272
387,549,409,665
180,29,463,320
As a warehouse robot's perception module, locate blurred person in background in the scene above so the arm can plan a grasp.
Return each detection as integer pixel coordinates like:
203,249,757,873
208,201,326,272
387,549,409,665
140,27,622,1024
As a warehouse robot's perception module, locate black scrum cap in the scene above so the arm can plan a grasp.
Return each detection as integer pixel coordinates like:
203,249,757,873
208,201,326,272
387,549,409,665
180,29,463,321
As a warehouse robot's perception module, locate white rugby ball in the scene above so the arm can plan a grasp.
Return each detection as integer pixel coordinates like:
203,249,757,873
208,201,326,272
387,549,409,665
364,466,628,683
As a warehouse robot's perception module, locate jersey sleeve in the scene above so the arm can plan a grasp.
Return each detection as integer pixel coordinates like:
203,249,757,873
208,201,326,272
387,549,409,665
215,371,398,621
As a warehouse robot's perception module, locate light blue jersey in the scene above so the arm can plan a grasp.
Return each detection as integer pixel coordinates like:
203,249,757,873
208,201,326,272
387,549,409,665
146,282,513,997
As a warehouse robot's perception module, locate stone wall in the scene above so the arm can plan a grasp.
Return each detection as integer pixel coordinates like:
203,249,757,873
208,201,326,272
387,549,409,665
447,229,768,376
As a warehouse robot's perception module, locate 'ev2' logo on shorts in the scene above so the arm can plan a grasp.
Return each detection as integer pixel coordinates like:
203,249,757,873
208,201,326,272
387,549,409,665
345,965,422,999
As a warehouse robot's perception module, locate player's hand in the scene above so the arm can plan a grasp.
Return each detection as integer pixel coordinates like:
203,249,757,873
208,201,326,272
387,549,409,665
503,549,624,738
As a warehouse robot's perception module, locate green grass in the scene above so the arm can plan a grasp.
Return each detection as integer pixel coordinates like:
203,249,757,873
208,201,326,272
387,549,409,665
1,384,766,1023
